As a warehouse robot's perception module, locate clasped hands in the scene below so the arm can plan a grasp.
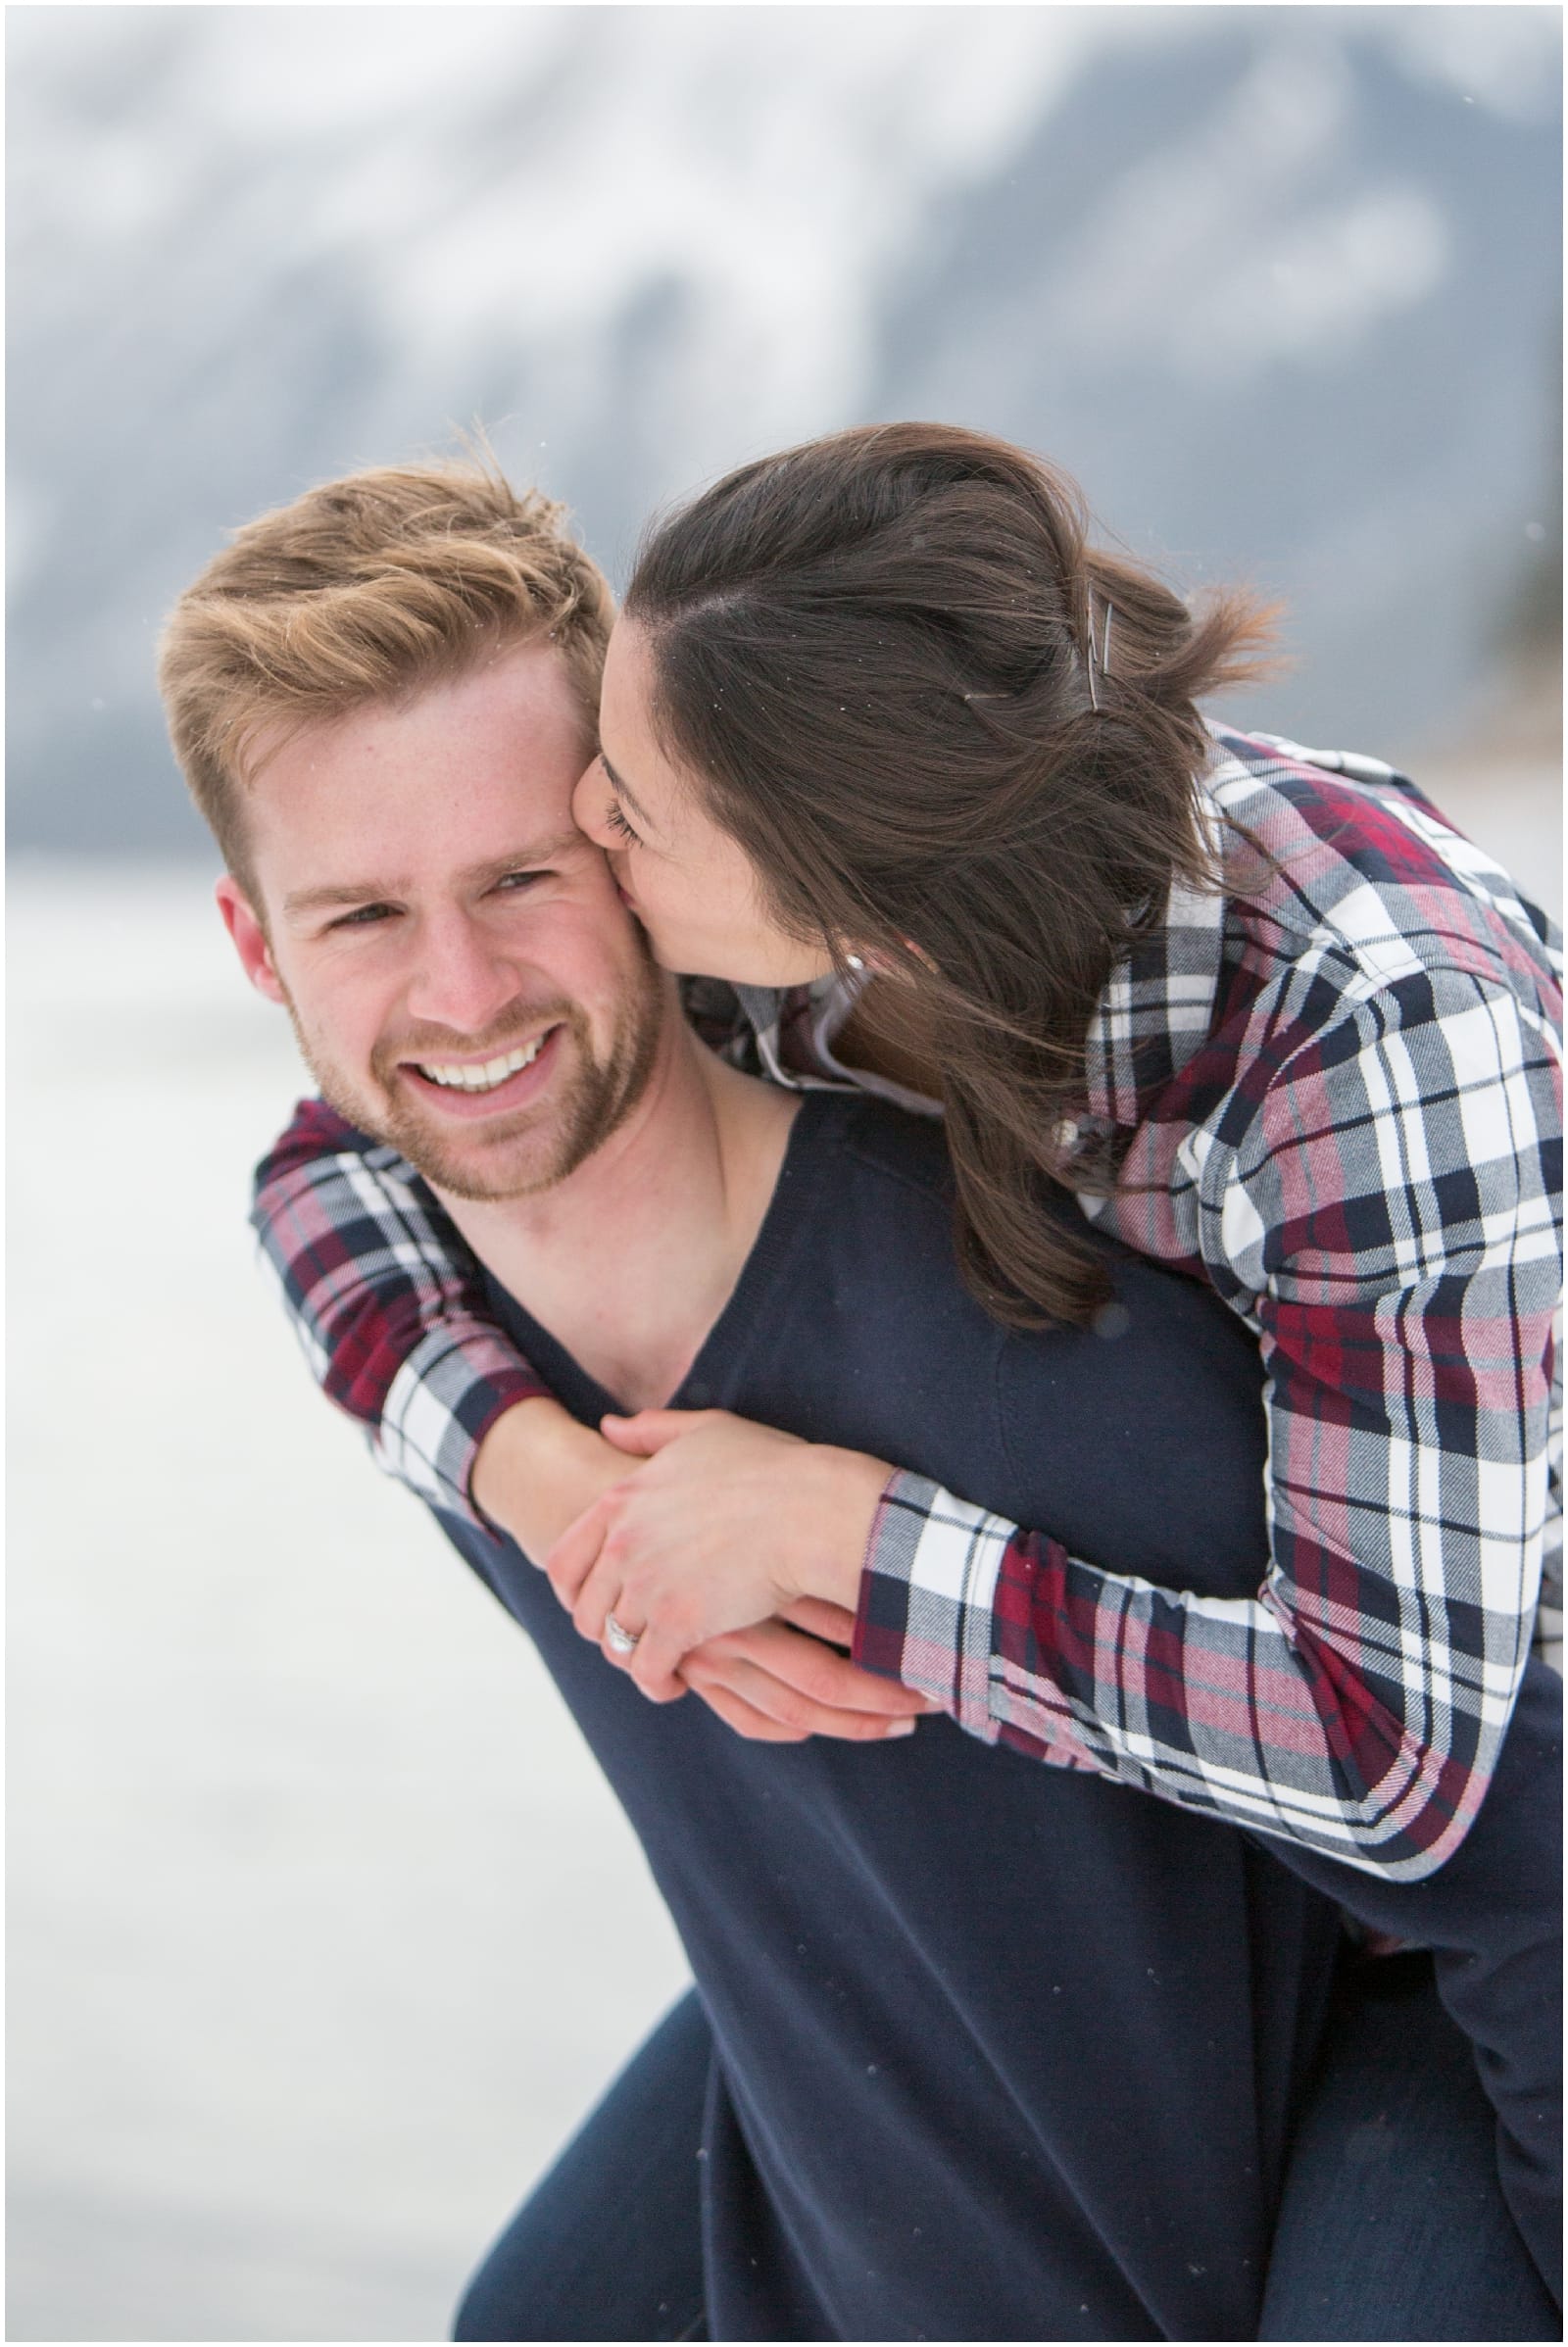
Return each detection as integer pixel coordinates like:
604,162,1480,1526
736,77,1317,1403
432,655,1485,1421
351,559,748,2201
543,1407,926,1740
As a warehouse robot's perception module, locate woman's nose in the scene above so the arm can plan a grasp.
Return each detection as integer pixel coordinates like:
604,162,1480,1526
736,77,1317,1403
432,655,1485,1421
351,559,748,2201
571,758,616,847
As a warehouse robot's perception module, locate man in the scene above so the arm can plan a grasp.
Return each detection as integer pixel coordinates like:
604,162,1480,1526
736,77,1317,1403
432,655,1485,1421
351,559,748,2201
160,462,1558,2340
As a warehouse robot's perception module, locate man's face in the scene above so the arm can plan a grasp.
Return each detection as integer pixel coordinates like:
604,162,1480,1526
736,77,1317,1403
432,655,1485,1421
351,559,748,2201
219,643,668,1201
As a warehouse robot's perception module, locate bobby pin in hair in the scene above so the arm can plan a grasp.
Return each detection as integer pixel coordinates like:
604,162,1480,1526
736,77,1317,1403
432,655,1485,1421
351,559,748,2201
1084,591,1113,711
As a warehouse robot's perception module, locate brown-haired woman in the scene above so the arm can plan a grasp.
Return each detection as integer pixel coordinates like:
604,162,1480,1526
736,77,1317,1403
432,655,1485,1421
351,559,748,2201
546,423,1558,1847
250,425,1561,2327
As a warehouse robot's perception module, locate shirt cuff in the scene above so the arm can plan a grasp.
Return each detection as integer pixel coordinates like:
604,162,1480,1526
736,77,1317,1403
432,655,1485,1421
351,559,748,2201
852,1470,1005,1742
374,1324,549,1530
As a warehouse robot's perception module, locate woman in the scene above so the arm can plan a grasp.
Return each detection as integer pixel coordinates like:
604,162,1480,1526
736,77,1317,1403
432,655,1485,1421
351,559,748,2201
252,424,1560,2325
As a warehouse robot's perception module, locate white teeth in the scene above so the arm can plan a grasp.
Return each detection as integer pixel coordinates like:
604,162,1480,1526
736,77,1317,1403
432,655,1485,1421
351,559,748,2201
416,1036,546,1092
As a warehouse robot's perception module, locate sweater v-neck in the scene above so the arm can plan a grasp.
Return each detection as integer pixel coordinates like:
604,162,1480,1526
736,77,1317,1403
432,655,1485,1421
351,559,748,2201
479,1090,850,1422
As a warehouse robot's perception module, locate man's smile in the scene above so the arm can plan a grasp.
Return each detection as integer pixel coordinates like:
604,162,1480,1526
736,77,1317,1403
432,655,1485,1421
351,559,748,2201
399,1023,566,1117
414,1030,555,1092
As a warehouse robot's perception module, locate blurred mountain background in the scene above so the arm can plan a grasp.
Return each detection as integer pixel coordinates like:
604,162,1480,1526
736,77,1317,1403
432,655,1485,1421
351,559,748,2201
8,3,1562,866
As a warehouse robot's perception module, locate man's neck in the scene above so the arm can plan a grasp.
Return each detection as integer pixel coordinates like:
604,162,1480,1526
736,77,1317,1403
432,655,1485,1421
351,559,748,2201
435,1012,799,1413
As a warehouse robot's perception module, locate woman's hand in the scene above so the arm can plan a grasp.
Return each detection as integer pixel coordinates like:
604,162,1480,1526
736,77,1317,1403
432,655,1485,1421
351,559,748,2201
544,1409,895,1701
681,1603,933,1743
470,1402,925,1740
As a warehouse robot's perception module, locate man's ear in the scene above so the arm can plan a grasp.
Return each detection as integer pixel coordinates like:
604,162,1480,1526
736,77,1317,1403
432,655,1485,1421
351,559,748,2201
216,875,287,1006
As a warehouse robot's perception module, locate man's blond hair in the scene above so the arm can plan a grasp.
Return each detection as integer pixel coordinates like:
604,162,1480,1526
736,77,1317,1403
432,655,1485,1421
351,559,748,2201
158,457,612,889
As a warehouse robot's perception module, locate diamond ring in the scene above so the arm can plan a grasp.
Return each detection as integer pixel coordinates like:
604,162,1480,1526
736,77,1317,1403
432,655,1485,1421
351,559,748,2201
604,1613,642,1657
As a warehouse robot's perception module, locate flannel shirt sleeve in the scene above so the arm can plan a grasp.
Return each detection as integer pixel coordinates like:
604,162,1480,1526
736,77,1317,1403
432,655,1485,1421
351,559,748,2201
856,972,1562,1881
250,1098,550,1526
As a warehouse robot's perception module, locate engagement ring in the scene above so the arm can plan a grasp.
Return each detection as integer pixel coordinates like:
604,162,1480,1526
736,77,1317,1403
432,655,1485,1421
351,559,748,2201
604,1613,642,1657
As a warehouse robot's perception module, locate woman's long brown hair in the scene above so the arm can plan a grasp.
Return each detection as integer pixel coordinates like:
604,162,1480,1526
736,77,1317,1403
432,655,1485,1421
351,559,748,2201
624,422,1278,1327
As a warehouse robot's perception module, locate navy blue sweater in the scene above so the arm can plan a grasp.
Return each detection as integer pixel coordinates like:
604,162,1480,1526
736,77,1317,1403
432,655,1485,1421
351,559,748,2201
438,1093,1559,2337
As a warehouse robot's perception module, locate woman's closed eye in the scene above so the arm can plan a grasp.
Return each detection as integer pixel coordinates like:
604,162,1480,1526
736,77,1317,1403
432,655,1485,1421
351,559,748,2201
604,799,642,846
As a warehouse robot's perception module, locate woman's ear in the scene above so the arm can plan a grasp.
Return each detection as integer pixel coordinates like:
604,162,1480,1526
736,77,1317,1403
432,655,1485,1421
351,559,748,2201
845,939,939,979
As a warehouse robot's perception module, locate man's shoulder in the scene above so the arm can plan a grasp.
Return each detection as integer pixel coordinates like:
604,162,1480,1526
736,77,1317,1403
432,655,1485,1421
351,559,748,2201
801,1087,954,1200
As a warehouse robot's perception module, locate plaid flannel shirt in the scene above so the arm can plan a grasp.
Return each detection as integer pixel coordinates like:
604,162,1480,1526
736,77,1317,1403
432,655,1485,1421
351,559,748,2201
252,727,1563,1881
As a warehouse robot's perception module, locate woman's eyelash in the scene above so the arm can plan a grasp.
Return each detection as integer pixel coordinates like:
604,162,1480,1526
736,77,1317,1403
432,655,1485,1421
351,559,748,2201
604,800,641,844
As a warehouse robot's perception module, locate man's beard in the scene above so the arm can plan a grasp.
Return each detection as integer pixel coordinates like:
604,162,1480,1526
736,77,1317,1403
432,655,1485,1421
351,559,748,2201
287,954,667,1203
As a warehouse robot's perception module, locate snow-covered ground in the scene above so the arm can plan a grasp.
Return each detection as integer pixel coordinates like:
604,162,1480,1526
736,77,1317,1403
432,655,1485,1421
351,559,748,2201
8,755,1559,2340
7,866,689,2343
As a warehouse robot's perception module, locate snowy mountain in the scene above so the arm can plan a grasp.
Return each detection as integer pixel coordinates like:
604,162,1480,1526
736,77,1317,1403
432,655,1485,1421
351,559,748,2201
7,5,1560,858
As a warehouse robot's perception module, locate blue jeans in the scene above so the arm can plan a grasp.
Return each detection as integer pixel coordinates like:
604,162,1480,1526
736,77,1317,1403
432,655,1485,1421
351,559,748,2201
453,1959,1557,2342
1258,1953,1558,2342
453,1991,710,2344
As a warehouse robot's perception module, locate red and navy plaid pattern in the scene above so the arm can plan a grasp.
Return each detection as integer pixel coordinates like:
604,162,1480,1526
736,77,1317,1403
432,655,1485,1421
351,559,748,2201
251,728,1562,1879
856,732,1562,1879
253,1099,547,1518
